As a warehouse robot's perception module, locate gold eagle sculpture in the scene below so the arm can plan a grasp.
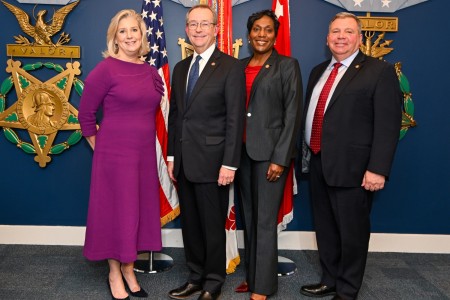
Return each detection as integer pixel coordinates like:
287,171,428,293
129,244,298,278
360,31,394,60
1,0,79,46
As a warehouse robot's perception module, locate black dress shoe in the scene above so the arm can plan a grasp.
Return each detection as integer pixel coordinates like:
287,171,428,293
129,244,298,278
300,283,336,297
168,282,202,299
122,276,148,297
197,290,220,300
107,278,130,300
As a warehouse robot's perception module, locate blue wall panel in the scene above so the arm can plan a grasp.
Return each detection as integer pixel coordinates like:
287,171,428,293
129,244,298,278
0,0,449,234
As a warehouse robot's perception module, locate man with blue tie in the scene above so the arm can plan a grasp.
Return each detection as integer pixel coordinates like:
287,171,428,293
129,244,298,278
167,4,245,300
300,12,402,300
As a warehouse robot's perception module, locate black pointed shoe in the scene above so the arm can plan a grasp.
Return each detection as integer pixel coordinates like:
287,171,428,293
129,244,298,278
300,283,336,297
107,278,130,300
122,276,148,298
168,282,202,299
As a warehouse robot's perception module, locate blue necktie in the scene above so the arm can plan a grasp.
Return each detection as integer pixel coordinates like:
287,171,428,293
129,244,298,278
186,55,201,103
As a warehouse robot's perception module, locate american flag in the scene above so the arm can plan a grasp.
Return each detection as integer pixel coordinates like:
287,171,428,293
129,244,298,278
141,0,180,226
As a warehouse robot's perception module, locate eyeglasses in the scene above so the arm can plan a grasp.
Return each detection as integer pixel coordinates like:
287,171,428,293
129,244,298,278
187,21,215,30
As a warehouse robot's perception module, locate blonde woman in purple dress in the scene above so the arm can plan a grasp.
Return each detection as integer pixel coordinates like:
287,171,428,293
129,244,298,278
79,9,164,300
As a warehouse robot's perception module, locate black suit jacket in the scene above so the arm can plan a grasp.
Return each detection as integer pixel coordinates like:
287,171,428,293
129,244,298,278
303,51,402,187
242,50,303,167
168,48,246,183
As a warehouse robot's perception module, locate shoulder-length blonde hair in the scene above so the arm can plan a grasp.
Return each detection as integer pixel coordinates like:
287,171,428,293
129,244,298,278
103,9,150,58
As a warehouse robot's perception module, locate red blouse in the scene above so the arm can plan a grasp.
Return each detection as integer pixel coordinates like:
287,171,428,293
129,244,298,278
245,65,262,108
244,65,262,141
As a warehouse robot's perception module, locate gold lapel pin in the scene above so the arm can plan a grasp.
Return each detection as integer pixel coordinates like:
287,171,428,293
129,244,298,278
211,62,216,66
265,64,270,69
355,65,360,69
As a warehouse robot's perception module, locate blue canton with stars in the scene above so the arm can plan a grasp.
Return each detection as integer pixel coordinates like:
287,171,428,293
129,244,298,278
141,0,169,69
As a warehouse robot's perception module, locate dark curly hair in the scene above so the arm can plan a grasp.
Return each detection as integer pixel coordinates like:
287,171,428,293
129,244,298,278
246,9,280,37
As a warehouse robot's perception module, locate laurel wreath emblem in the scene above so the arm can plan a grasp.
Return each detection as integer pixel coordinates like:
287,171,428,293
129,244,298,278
0,61,84,156
395,62,416,140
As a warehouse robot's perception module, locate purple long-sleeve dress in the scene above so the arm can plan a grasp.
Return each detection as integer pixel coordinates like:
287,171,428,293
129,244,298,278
79,57,164,262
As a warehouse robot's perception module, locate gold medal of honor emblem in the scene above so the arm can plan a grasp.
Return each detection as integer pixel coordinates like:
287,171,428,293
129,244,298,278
0,1,83,167
17,83,69,135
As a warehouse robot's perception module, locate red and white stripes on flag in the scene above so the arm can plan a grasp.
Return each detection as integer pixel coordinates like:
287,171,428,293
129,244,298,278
272,0,297,232
141,0,180,226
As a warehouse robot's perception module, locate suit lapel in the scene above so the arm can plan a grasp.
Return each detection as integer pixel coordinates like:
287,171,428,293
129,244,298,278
327,52,366,109
304,62,329,118
245,50,278,105
180,56,192,111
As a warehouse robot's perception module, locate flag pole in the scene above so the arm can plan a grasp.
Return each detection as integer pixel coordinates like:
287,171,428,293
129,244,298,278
134,0,179,274
134,252,174,274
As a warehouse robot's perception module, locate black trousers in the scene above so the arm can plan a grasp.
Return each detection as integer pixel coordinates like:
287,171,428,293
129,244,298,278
310,153,373,300
236,147,288,295
177,164,229,294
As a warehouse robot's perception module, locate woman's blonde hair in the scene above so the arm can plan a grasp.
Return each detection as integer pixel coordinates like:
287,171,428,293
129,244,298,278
103,9,150,58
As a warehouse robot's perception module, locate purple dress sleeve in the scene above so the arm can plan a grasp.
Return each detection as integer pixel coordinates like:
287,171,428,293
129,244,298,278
78,60,111,137
150,66,164,96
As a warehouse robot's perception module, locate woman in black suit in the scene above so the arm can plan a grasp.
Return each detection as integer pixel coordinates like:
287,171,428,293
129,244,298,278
235,10,303,300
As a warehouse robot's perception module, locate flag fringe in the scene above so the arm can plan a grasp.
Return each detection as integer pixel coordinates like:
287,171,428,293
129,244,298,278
226,255,241,274
160,205,180,227
277,209,294,232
